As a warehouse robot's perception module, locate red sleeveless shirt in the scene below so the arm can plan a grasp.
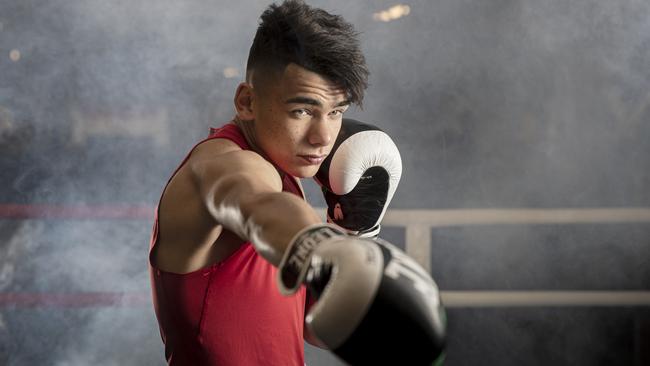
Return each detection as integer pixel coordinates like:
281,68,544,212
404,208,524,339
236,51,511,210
149,123,308,365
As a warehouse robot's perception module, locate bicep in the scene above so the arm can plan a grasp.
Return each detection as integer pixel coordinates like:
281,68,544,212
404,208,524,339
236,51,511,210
189,150,283,216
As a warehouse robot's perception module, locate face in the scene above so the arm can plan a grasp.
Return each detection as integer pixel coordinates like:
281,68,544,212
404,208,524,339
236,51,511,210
235,63,350,178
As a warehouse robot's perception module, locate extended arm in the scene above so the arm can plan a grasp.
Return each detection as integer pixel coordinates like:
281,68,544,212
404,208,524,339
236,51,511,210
190,148,320,266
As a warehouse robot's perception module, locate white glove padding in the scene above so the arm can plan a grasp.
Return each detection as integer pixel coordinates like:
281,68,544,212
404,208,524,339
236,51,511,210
314,119,402,238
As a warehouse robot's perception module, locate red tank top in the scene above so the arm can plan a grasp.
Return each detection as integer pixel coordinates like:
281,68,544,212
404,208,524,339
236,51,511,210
149,123,308,365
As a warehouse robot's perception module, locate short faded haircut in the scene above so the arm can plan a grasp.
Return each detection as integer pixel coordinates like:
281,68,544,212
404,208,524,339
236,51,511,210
246,0,369,106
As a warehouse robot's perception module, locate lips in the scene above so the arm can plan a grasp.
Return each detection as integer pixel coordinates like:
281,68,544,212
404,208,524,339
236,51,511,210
298,154,327,165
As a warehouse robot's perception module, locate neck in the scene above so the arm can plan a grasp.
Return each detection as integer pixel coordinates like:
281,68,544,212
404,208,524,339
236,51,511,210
232,117,287,180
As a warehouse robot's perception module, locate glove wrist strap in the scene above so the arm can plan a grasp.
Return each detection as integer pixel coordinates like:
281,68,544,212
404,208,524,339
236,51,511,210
278,224,345,295
325,215,381,239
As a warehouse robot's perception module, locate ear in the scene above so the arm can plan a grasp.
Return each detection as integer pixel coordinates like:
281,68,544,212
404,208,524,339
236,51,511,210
234,82,255,121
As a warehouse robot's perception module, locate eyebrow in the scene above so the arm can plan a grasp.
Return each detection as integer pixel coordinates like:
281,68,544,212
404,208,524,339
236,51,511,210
284,96,350,108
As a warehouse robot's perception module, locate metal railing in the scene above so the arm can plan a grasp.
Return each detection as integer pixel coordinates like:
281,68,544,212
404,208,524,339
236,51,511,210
380,207,650,307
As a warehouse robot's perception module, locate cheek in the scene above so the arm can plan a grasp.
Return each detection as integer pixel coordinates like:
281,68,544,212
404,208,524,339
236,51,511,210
331,122,342,140
258,117,304,156
274,120,305,147
287,124,306,145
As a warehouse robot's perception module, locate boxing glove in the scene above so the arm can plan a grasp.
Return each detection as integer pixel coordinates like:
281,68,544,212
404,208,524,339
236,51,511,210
278,224,446,365
314,119,402,238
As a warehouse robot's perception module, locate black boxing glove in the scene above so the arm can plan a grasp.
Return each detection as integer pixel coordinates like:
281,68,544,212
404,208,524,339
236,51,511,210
314,119,402,238
278,224,446,365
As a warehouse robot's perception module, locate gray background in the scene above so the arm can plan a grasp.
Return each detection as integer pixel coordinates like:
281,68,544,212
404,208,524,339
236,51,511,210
1,0,649,365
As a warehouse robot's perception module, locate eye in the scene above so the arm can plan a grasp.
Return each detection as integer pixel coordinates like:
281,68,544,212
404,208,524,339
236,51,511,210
292,109,312,117
329,109,345,117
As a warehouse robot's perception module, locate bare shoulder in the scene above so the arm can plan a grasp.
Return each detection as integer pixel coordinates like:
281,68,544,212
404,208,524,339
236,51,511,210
188,139,283,192
191,136,241,158
152,137,281,274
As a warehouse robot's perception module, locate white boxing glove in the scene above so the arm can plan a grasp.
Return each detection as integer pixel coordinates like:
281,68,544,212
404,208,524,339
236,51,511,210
314,119,402,238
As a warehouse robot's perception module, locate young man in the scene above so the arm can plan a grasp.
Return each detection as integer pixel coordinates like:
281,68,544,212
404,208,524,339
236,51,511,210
149,1,445,365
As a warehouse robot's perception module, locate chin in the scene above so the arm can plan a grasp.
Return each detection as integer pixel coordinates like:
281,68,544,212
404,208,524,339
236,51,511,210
289,165,319,178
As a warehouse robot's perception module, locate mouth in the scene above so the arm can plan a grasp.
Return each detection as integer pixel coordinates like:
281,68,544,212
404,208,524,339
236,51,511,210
297,154,327,165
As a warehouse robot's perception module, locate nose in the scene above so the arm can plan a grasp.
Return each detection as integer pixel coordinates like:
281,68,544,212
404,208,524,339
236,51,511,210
308,117,333,147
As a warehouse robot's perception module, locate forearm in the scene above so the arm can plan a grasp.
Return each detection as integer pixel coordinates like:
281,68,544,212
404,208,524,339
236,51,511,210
192,149,321,266
204,174,321,266
239,191,321,266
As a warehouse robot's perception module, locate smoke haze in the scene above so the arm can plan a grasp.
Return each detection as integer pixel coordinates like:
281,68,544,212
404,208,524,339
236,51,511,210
1,0,649,364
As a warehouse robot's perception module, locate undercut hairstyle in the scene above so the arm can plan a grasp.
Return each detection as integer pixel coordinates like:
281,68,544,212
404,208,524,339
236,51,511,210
246,0,369,106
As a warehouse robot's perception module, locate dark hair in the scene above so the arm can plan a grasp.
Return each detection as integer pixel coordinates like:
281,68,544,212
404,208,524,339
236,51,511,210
246,0,369,106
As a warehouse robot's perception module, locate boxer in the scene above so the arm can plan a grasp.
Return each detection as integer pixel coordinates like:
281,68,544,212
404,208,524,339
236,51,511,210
148,1,445,365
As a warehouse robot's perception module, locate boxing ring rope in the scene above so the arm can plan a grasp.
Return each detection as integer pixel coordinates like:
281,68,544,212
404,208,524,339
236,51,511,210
1,204,650,308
